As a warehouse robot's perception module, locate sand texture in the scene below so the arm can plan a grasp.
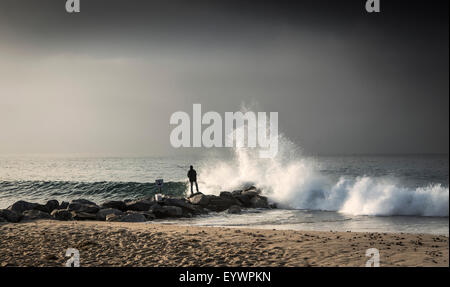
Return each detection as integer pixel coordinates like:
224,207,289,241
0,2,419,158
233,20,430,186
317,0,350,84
0,220,448,267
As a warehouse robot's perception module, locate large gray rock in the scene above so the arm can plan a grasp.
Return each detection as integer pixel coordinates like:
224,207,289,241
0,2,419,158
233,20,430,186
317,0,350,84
71,211,97,221
22,209,52,220
96,208,123,221
233,193,255,207
67,203,82,211
150,204,183,218
0,209,22,223
125,199,154,212
51,209,73,221
188,193,210,205
59,201,69,210
45,200,59,213
0,216,6,223
106,212,146,222
162,198,205,215
208,196,241,212
189,193,240,212
250,195,269,208
227,205,242,214
32,203,51,213
68,202,100,214
221,191,243,206
242,189,260,197
231,190,243,196
162,197,188,207
7,200,39,214
219,191,233,198
24,200,59,214
162,206,183,217
235,191,269,208
134,211,156,221
219,191,233,197
72,199,97,206
101,200,127,211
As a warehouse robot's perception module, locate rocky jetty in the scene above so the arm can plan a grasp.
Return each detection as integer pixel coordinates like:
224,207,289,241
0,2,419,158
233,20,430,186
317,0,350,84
0,187,275,223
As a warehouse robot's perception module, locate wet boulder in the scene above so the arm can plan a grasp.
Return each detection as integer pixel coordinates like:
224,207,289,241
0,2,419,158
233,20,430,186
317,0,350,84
44,200,59,213
134,211,156,221
101,200,127,211
227,205,242,214
242,189,261,197
161,206,183,217
58,201,69,210
7,200,39,214
72,199,97,206
206,196,241,212
162,198,205,215
68,202,100,214
219,191,233,198
161,197,188,207
31,200,59,213
233,193,255,207
221,191,243,206
190,193,241,212
231,190,243,196
250,196,269,208
0,209,22,223
22,209,52,220
96,208,123,221
67,203,82,211
71,211,97,221
106,212,146,222
150,204,183,218
51,209,73,221
125,199,154,212
188,193,210,206
232,187,267,208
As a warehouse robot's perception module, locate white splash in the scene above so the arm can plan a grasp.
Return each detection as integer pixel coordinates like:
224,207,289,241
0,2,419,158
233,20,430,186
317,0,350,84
198,134,449,217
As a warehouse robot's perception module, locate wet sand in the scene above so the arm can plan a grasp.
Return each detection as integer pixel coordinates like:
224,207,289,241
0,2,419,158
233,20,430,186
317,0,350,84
0,220,448,267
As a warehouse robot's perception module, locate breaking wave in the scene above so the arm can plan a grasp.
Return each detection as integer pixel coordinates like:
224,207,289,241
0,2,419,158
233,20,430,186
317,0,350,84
198,135,449,217
0,180,187,208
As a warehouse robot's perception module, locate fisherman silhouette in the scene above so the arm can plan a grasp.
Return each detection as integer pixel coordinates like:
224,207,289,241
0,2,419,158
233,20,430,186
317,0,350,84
187,165,199,196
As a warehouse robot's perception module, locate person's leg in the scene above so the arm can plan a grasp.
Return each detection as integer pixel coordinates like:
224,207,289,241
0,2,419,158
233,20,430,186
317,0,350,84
195,181,199,192
190,181,194,195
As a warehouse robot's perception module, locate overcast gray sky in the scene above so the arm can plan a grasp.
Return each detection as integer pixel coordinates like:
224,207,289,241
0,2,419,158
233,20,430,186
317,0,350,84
0,0,448,156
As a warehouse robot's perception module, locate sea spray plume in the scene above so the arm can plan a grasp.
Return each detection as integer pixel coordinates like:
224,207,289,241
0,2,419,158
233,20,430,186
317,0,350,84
197,108,449,216
198,132,329,207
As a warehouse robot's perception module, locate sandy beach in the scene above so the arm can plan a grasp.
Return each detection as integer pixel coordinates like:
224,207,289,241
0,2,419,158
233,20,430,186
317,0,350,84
0,220,447,267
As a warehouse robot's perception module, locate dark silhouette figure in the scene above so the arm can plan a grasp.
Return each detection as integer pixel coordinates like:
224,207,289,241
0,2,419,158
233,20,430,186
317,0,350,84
187,165,199,196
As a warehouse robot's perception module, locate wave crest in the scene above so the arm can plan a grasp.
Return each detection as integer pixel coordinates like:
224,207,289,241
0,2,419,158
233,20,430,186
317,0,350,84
198,136,449,217
0,180,187,208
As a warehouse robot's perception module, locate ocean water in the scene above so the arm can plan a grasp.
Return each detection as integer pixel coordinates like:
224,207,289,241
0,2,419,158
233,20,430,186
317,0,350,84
0,152,448,235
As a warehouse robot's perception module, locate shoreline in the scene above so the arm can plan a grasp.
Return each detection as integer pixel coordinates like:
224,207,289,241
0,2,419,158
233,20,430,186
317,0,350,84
151,210,450,236
0,220,448,267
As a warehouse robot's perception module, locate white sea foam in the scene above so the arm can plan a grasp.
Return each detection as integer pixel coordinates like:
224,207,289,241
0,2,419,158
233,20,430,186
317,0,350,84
198,134,449,217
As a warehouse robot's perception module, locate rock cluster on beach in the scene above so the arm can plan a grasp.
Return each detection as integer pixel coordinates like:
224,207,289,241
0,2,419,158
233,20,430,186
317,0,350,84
0,187,275,223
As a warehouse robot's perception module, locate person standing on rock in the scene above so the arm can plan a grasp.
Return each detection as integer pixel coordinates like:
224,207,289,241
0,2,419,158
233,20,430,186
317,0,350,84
187,165,199,196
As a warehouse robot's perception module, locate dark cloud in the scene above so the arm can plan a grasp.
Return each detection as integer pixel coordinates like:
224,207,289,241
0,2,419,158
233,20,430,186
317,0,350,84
0,0,448,155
